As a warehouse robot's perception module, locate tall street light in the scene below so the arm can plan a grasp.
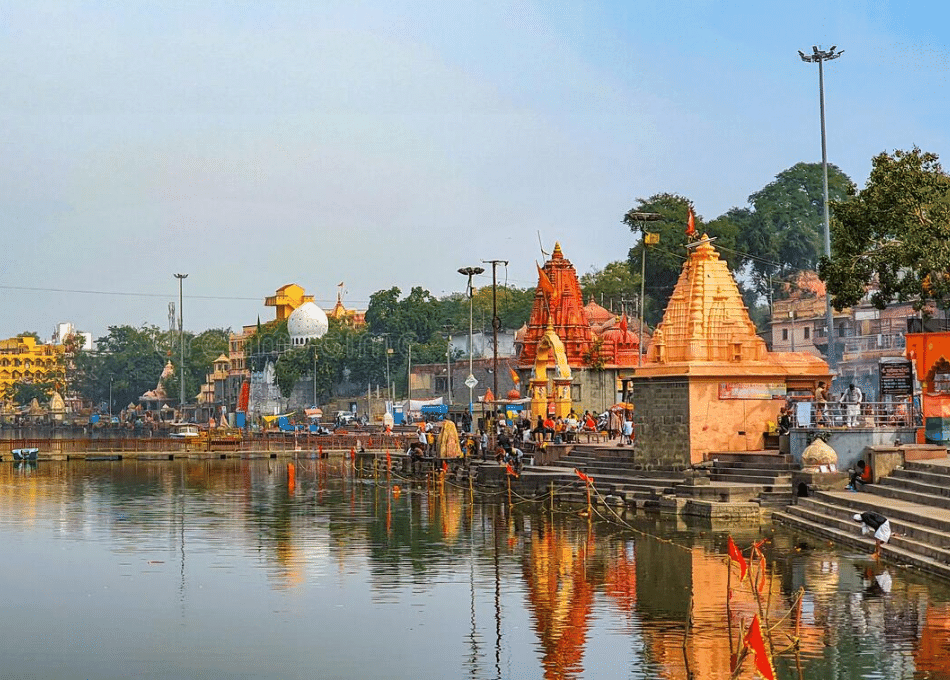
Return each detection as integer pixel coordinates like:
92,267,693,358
174,273,188,417
799,44,843,372
458,266,484,432
626,211,662,366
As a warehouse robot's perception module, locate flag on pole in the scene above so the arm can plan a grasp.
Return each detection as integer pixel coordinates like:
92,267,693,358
686,207,696,237
575,468,593,485
506,463,519,478
619,314,628,334
727,535,748,581
743,615,776,680
509,366,520,384
537,262,555,298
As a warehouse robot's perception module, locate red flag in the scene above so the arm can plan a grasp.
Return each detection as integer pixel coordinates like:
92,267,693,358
686,207,696,237
575,468,593,485
619,314,628,334
442,461,448,473
727,535,748,581
506,463,519,478
743,615,776,680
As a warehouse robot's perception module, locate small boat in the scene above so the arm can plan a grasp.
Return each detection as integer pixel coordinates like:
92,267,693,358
12,448,38,462
168,423,201,439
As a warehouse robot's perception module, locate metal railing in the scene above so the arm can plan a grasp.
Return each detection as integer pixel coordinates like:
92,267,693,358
789,399,916,429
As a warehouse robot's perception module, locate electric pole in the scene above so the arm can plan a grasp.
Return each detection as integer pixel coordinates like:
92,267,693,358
482,259,508,411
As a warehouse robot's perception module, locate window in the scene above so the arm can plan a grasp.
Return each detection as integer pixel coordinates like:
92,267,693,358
804,327,810,339
782,329,788,340
435,377,450,392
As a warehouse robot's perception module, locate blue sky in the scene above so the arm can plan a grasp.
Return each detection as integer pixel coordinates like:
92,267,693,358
1,0,948,339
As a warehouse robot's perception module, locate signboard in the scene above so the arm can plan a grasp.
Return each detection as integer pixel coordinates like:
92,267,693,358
644,232,660,245
718,382,787,400
465,374,478,389
880,359,913,396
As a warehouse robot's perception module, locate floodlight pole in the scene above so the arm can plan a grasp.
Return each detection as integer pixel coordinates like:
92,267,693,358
458,266,485,432
174,273,188,416
626,212,662,366
800,44,843,372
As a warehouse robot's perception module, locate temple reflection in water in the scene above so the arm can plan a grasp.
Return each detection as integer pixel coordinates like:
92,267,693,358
2,459,950,679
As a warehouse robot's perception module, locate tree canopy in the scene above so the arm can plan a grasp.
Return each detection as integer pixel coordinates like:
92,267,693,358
579,261,641,314
736,162,853,301
821,147,950,311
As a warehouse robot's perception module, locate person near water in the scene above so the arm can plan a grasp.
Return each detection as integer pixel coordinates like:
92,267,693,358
853,511,891,559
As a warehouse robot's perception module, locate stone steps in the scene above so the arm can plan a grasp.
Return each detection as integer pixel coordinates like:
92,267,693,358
709,470,792,487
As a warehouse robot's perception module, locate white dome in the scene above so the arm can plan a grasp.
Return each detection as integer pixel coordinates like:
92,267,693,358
287,302,329,346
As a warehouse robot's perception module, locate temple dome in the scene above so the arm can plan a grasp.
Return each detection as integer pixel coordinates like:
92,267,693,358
602,327,638,345
288,302,329,346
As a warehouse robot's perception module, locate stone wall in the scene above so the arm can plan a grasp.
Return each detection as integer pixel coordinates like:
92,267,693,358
789,427,917,471
629,377,691,469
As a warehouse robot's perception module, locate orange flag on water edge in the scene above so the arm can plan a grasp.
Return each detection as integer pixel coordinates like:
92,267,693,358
509,366,520,384
743,615,776,680
686,207,696,237
727,535,748,581
575,468,593,485
506,463,519,478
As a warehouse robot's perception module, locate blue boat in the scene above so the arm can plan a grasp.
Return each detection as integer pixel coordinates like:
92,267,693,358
12,448,38,462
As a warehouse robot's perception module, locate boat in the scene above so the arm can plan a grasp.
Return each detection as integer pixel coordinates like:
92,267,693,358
11,448,38,461
168,423,201,439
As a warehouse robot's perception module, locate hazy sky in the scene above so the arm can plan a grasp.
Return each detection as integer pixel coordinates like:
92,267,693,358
2,0,948,341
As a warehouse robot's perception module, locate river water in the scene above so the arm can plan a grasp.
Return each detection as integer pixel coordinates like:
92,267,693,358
1,458,948,679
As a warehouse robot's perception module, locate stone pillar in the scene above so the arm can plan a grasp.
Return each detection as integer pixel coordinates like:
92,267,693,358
530,379,548,420
553,377,572,418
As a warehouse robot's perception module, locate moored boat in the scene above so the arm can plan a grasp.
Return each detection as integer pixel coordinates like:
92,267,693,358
11,448,39,461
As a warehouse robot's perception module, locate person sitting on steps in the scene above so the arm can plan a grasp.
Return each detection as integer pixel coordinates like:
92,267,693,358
848,460,872,491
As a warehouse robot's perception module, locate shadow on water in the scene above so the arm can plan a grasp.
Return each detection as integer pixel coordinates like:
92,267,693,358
1,458,949,679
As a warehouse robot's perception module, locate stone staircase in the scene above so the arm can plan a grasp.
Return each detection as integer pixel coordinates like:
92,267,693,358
546,445,683,506
773,459,950,581
704,451,796,509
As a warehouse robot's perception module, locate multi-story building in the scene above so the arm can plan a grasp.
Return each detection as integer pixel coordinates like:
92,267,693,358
0,335,65,406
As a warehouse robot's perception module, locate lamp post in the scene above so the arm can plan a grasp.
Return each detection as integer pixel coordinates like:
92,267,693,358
174,273,188,418
626,212,662,366
789,309,796,352
458,266,484,432
799,44,843,372
109,375,113,418
380,333,392,405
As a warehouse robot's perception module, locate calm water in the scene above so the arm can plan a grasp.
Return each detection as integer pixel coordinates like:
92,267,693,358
2,458,949,680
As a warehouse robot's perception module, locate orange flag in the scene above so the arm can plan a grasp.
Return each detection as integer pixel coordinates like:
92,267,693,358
442,461,448,473
537,262,555,297
509,366,520,384
686,207,696,237
619,314,628,333
575,468,593,485
484,388,495,403
727,535,748,581
743,615,776,680
505,463,519,478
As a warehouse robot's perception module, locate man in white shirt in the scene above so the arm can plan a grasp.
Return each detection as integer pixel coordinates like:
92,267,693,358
841,383,863,427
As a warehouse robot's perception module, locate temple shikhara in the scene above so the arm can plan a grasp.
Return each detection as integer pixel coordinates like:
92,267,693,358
517,242,644,419
522,237,830,466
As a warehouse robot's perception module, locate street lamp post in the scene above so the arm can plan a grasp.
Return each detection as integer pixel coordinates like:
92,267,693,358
799,44,843,372
109,375,113,418
625,212,662,366
174,273,188,418
381,333,392,405
458,266,484,433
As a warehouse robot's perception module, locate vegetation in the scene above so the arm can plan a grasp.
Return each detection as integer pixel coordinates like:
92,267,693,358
821,148,950,311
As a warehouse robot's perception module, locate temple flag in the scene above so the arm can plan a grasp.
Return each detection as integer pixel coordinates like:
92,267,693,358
743,615,776,680
619,314,628,333
686,207,696,237
537,262,555,297
509,366,520,384
575,468,593,485
506,463,519,478
727,535,748,581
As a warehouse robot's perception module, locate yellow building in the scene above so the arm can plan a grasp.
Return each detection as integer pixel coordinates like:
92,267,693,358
265,283,314,322
0,335,65,405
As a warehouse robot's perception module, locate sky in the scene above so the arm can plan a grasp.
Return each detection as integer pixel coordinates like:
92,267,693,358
2,0,948,341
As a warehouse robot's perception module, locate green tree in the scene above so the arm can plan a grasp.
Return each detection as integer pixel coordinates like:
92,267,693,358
579,261,641,313
3,379,58,406
737,162,854,301
162,328,230,404
821,148,950,311
71,325,167,411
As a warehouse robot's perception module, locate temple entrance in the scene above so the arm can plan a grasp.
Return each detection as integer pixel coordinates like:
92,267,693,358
530,329,572,420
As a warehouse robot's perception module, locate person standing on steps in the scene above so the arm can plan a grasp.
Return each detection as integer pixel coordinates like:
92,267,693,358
814,381,828,427
841,383,864,428
853,511,891,560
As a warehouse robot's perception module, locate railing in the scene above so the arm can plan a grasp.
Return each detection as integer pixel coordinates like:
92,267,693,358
0,432,416,454
789,399,916,429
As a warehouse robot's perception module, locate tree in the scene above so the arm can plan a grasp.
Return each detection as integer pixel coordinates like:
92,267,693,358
162,328,230,404
737,162,854,301
821,148,950,311
579,261,641,313
3,379,58,407
71,325,167,411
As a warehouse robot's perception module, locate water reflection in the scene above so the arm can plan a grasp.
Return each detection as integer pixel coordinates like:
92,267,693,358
0,459,949,679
